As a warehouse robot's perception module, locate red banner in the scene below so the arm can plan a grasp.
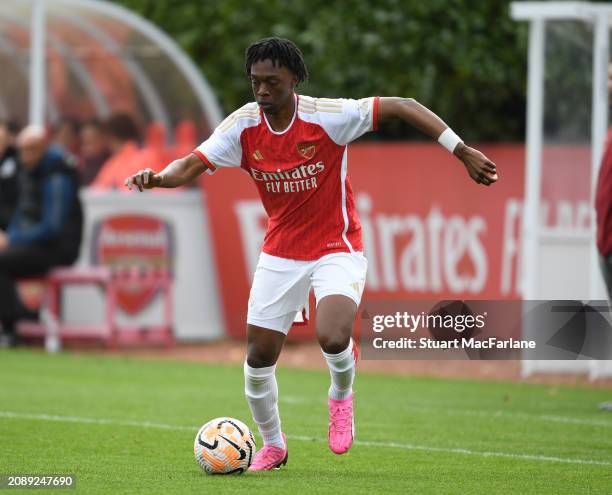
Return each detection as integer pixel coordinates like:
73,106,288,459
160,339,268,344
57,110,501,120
201,142,590,339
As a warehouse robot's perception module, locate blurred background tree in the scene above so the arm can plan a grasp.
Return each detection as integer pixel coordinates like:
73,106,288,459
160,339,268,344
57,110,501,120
114,0,528,142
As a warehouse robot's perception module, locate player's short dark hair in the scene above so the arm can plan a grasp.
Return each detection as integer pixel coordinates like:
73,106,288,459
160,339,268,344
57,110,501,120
245,37,308,84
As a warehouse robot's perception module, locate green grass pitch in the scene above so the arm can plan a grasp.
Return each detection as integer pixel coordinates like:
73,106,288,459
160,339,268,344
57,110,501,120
1,350,611,494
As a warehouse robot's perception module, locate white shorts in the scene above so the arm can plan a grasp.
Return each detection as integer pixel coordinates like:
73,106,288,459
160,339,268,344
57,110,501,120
247,252,368,334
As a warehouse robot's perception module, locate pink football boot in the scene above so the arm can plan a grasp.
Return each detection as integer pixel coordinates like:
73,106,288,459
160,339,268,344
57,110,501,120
248,433,288,472
328,395,354,454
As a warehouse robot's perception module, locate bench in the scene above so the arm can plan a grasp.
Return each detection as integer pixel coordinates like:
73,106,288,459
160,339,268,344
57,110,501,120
17,266,174,349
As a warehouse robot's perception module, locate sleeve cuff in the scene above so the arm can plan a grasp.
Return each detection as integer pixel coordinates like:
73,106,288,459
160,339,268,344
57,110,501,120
372,96,380,132
192,149,217,175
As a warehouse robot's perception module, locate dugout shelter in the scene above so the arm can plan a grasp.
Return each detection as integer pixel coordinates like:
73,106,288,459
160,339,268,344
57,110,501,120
0,0,227,342
0,0,222,138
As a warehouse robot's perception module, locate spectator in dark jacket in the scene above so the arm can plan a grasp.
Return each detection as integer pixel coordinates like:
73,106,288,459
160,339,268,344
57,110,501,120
0,120,20,229
0,125,83,346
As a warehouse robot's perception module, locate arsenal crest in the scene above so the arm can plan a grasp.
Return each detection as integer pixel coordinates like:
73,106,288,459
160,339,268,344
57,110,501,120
92,214,173,314
297,141,316,160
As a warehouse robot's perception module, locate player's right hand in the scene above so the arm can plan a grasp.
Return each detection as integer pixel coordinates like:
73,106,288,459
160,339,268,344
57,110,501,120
124,168,162,192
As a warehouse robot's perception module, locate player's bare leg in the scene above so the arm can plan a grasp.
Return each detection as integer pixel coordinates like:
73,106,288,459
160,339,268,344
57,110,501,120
246,323,285,368
317,295,359,454
245,324,289,471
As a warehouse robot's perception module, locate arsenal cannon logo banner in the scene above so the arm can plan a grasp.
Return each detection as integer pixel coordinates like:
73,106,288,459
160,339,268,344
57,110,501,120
92,214,173,314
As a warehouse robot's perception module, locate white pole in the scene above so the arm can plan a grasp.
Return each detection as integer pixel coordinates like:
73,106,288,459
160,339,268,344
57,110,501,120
520,18,545,378
521,18,546,301
589,15,610,380
29,0,46,126
589,15,609,301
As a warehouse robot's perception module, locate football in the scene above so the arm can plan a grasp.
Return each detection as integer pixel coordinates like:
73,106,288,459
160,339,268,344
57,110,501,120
194,417,257,475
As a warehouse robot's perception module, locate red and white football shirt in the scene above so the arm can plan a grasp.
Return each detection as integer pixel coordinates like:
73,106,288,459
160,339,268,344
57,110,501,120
193,94,380,260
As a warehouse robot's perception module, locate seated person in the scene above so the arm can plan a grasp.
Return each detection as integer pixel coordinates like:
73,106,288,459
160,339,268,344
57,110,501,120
0,125,83,347
0,120,20,230
79,119,110,186
52,116,81,157
90,113,159,190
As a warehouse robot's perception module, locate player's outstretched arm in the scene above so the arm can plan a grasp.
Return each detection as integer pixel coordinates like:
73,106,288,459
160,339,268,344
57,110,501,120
124,153,207,192
377,97,498,186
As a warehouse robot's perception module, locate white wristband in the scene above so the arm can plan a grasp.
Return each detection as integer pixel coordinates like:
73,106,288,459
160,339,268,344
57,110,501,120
438,128,463,154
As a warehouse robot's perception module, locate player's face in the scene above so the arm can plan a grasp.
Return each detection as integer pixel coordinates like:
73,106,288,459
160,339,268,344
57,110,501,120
249,59,297,114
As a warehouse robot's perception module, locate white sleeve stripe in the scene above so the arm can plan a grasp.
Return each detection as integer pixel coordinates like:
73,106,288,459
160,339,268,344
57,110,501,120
298,96,376,146
298,99,343,114
339,148,354,252
218,113,259,133
217,103,260,133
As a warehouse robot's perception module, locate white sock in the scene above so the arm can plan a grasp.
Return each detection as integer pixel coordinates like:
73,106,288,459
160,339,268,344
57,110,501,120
321,339,356,400
244,362,284,449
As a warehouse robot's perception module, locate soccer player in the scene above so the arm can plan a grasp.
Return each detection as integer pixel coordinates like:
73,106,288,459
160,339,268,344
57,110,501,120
125,37,498,471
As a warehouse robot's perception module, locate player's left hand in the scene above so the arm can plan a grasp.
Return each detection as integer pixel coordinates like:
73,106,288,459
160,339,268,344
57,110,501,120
454,143,498,186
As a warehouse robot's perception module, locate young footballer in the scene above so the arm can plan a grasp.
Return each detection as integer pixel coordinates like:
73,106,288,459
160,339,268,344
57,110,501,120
125,37,498,471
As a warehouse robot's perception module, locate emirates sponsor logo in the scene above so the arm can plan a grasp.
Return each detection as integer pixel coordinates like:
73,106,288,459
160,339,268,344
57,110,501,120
250,161,324,182
297,141,316,160
249,161,325,194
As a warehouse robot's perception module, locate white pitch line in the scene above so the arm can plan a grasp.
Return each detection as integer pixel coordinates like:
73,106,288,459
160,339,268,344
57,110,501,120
280,397,612,429
398,404,612,429
0,411,194,431
351,439,611,466
0,411,610,467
